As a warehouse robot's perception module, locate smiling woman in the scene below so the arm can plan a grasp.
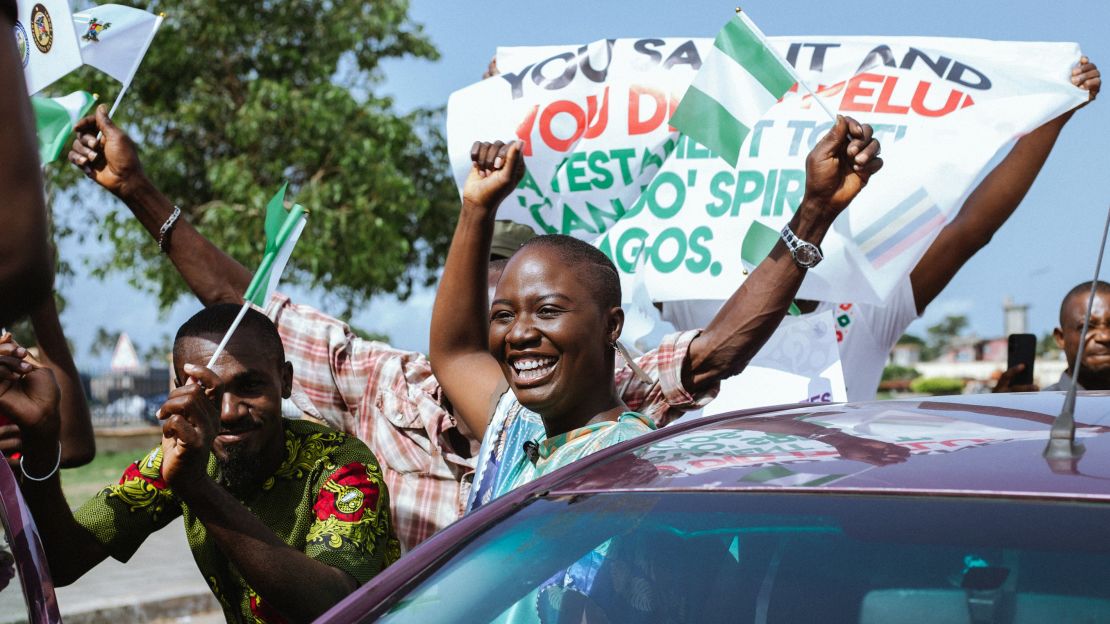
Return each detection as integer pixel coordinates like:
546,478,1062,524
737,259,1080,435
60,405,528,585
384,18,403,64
430,141,657,508
431,118,884,512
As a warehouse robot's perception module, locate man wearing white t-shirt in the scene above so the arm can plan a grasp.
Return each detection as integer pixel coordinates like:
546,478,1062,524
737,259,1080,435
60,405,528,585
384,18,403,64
664,59,1100,402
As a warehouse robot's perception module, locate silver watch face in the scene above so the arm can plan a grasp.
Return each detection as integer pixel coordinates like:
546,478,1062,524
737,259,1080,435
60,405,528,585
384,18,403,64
794,243,821,267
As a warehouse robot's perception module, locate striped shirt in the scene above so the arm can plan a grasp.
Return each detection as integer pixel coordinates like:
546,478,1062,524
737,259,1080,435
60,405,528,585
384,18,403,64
264,293,717,550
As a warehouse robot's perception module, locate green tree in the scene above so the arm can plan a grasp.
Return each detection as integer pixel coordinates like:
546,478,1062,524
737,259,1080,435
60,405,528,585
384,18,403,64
923,315,969,360
89,327,124,359
49,0,457,313
1037,331,1060,357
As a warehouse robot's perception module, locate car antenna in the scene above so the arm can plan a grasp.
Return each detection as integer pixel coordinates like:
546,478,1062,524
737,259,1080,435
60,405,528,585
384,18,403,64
1044,204,1110,469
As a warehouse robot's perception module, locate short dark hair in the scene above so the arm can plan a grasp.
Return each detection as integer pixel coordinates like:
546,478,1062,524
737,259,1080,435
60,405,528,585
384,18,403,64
518,234,621,308
173,303,285,365
1060,281,1110,326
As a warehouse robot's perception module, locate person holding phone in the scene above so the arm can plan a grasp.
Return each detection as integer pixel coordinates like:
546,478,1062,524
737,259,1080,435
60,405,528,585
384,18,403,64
997,281,1110,393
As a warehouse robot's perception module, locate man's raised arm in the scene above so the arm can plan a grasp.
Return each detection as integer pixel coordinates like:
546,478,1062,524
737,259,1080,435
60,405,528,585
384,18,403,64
429,141,525,440
68,107,251,306
910,58,1100,313
0,2,53,326
684,116,883,390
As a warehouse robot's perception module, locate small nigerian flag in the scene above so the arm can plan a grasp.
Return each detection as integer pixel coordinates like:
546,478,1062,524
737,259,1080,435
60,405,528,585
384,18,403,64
243,183,308,307
73,4,163,84
670,11,796,167
33,91,96,163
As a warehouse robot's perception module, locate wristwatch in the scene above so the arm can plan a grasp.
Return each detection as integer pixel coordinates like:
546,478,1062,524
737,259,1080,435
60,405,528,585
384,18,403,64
780,224,823,269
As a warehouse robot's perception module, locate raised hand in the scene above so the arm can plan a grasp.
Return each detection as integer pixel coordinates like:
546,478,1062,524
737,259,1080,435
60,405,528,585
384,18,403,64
158,363,223,490
992,363,1040,393
462,140,526,215
1073,56,1100,106
67,105,147,198
804,115,883,219
0,335,60,442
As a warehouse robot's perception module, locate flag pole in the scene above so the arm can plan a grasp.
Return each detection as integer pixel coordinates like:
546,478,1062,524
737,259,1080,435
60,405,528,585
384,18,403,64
106,13,164,117
735,7,836,122
205,300,252,370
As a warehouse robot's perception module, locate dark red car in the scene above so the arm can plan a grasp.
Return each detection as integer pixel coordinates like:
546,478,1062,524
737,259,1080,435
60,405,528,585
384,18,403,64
0,455,60,623
318,392,1110,623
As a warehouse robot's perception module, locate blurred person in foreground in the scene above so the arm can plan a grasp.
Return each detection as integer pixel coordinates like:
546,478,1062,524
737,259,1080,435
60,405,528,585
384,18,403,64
0,0,57,327
0,305,398,623
0,0,95,468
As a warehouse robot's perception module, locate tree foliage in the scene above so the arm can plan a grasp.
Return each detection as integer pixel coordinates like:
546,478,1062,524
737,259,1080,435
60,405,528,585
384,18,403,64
922,315,969,360
910,376,966,396
49,0,458,312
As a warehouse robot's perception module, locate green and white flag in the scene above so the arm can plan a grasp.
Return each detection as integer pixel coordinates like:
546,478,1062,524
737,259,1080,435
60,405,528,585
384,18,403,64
204,183,307,369
243,183,308,307
670,11,796,167
741,465,846,487
32,90,96,164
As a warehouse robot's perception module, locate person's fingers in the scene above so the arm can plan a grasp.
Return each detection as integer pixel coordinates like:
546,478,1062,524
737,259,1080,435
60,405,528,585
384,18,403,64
1074,69,1099,87
162,413,188,443
856,157,884,183
95,104,119,137
0,356,32,377
505,141,525,179
483,141,505,170
844,119,873,157
476,142,492,169
494,142,511,170
182,363,223,398
70,140,99,166
853,138,881,167
470,141,482,163
812,115,849,158
0,342,26,358
157,384,208,421
72,114,98,137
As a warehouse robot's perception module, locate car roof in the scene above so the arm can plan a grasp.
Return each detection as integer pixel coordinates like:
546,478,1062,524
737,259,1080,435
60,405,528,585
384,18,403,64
544,391,1110,501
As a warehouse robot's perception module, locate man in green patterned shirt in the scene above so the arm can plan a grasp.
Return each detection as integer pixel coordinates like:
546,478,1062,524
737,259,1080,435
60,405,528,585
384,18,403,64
0,304,399,623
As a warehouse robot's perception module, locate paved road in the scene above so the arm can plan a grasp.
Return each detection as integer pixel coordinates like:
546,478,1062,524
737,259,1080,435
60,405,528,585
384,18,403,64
0,516,219,622
53,517,220,623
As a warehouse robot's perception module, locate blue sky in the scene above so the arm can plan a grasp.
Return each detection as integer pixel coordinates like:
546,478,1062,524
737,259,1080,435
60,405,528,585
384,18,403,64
58,0,1110,366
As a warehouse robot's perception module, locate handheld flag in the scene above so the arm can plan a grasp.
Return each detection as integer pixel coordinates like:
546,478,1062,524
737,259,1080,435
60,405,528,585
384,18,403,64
72,4,163,115
16,0,83,94
243,183,308,307
205,184,307,369
669,10,798,167
32,90,96,164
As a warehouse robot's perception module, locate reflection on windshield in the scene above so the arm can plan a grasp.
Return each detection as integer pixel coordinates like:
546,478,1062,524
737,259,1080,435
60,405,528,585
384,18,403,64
381,493,1110,624
639,408,1101,484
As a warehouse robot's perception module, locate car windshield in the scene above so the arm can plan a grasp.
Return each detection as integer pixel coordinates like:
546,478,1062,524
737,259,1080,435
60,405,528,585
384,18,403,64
379,492,1110,624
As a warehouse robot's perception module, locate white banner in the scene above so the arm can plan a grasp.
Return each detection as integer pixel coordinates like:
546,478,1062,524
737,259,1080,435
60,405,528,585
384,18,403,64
15,0,82,94
702,311,846,415
447,36,1086,304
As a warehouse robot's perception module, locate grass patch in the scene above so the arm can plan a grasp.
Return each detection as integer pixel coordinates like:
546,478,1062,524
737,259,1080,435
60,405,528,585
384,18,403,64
60,446,154,508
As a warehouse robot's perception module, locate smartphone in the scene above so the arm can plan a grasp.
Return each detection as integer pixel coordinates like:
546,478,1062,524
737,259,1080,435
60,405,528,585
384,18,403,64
1007,333,1037,387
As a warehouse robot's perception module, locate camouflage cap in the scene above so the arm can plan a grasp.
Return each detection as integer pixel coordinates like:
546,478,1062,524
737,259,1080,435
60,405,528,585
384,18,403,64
490,220,537,260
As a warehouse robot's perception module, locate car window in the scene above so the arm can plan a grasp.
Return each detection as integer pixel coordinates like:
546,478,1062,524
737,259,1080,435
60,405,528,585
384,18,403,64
378,492,1110,624
0,515,32,621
